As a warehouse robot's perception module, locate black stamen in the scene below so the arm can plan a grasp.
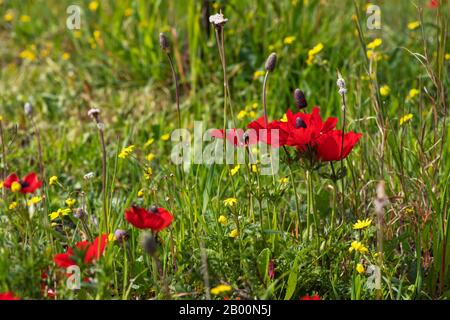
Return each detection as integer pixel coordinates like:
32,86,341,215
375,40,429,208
295,117,307,129
150,205,158,213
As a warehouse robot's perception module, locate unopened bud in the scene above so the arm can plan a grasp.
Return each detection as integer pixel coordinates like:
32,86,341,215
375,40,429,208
294,89,307,109
265,53,277,72
159,33,170,52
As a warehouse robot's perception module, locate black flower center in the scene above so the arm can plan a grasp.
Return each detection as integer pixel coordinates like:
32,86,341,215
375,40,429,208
150,205,159,214
295,117,307,129
20,180,30,188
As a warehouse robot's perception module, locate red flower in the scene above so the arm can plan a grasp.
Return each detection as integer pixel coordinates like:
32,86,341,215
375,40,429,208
209,128,258,147
53,234,108,268
247,117,287,147
125,205,173,231
3,172,42,194
0,292,20,300
428,0,439,8
283,107,338,149
316,130,362,162
300,294,320,300
247,107,338,149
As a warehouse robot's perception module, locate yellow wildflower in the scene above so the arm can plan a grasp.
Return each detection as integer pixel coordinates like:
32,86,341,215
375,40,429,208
4,11,14,22
211,284,232,295
279,177,289,184
73,31,82,38
62,52,71,60
280,113,288,122
144,138,154,148
144,167,153,180
27,196,42,206
65,198,76,208
93,30,101,41
108,233,116,241
19,49,36,61
146,153,155,162
218,215,228,225
237,110,247,120
137,189,145,198
349,241,369,254
124,8,133,17
0,180,3,189
379,85,390,96
406,88,419,101
283,36,296,45
229,229,239,238
356,263,365,274
251,164,259,173
223,198,237,207
253,70,265,80
366,50,382,61
230,165,240,176
118,145,135,159
49,176,58,186
49,208,71,221
445,53,450,60
11,181,21,193
367,38,382,49
9,202,18,210
399,113,413,126
306,43,324,65
407,21,420,30
353,218,372,230
20,15,31,23
89,1,99,11
161,133,170,141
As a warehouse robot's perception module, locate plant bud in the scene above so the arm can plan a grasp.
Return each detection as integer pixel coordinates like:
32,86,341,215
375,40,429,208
159,33,170,52
114,229,129,243
265,53,277,72
294,89,307,109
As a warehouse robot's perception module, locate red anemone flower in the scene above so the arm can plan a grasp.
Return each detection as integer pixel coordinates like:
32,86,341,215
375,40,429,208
53,234,108,268
3,172,42,194
0,292,20,300
428,0,439,8
283,107,338,149
209,128,258,147
125,205,173,231
247,117,287,147
300,294,320,300
316,130,362,162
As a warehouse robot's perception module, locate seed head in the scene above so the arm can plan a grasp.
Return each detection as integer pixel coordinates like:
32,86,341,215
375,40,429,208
209,13,228,28
150,205,158,213
159,33,170,52
265,53,277,72
294,89,307,109
87,108,100,119
24,102,33,116
295,117,307,129
74,208,85,219
114,229,129,243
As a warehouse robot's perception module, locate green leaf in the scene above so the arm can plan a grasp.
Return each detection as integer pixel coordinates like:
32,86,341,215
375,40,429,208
257,248,271,284
284,255,299,300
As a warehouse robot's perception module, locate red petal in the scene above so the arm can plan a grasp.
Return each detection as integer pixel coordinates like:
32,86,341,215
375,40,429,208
21,172,43,194
84,234,108,264
3,173,19,188
0,292,20,300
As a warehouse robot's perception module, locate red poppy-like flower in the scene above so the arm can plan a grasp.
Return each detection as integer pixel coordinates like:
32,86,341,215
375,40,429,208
53,234,108,268
125,205,173,231
316,130,362,162
3,172,42,194
247,117,286,147
209,128,258,147
283,107,338,149
428,0,439,8
300,294,320,300
247,107,338,149
0,292,20,300
41,272,56,299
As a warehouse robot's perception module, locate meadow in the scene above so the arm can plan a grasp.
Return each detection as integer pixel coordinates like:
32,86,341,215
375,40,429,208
0,0,449,300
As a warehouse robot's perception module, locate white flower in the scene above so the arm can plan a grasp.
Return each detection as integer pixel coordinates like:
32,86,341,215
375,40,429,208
24,102,33,116
209,13,228,27
84,172,95,180
87,108,100,119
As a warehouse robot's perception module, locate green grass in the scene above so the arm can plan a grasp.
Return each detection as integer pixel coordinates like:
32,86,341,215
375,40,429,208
0,0,449,300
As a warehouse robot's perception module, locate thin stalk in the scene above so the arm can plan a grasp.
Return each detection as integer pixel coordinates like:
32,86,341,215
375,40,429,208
0,120,6,200
262,72,270,127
